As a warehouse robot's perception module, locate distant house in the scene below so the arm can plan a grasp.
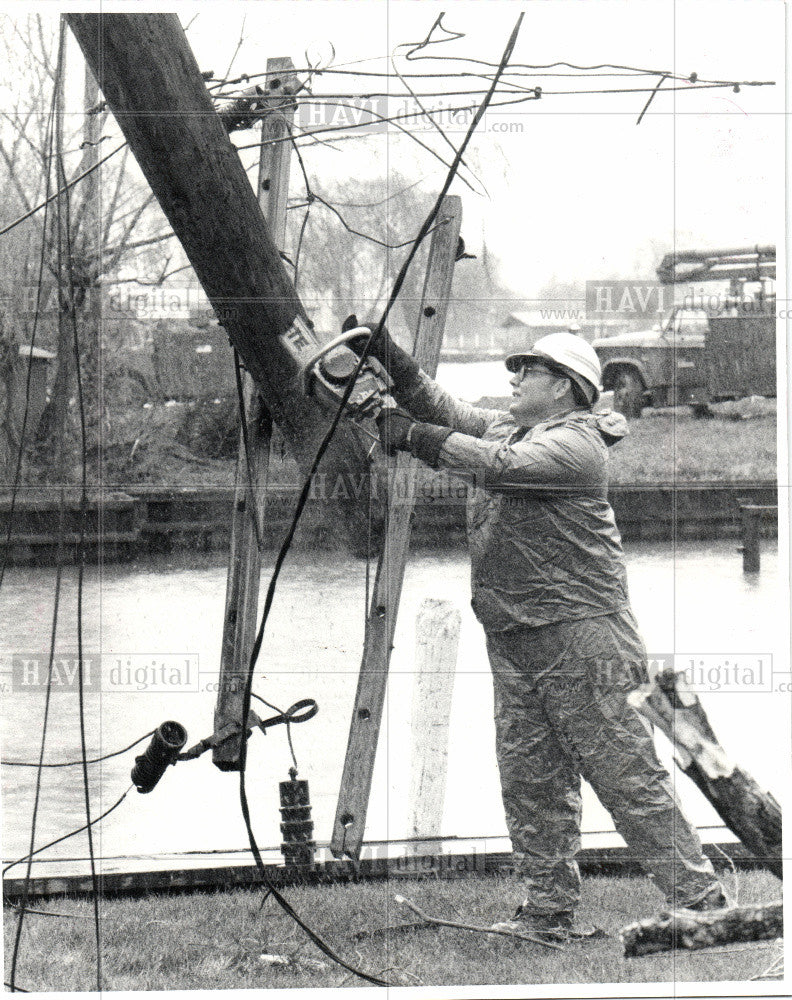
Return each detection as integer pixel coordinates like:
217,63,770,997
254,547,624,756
13,345,56,428
501,311,589,352
499,311,631,349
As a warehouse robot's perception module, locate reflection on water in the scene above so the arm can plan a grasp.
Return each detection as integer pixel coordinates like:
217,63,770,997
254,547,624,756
0,540,787,866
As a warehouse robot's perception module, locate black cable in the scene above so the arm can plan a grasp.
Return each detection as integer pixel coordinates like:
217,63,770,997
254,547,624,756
2,730,155,768
4,899,90,920
636,73,669,126
311,192,440,250
0,87,59,595
250,692,298,773
292,205,311,290
3,786,132,878
59,104,102,990
233,12,524,989
8,33,64,989
0,143,126,240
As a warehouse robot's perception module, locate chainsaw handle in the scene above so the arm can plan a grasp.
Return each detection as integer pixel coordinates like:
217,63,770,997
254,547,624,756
301,328,372,396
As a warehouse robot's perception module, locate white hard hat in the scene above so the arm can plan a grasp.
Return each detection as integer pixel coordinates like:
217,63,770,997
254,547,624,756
505,331,602,404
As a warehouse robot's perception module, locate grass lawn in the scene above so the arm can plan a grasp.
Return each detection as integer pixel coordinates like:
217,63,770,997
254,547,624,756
5,870,782,992
609,407,777,485
92,401,779,489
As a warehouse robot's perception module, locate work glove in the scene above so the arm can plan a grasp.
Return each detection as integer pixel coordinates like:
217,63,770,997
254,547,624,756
341,314,420,395
375,406,414,457
376,408,454,467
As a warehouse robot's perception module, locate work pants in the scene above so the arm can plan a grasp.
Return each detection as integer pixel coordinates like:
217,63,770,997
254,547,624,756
486,609,720,916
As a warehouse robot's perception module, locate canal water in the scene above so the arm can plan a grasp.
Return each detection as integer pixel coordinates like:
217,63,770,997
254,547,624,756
0,539,788,871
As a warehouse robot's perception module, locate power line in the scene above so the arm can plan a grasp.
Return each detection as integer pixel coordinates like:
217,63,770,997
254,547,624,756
0,142,126,240
2,730,155,768
7,30,65,990
3,786,132,878
58,116,103,989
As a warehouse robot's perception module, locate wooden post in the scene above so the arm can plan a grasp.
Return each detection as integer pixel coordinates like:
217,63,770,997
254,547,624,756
407,599,460,838
629,668,782,879
739,503,763,573
213,58,297,771
65,14,371,496
330,196,463,859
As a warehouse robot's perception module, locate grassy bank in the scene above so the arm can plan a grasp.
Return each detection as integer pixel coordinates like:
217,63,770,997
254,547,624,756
4,870,782,992
91,401,777,490
609,408,777,485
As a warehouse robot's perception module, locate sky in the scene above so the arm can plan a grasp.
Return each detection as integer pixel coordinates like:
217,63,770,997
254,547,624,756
2,0,787,297
180,0,786,292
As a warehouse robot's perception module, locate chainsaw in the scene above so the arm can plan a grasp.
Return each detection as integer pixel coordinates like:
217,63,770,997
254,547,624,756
300,325,396,424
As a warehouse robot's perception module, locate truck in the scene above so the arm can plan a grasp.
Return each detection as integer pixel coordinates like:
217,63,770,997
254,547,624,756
592,245,776,418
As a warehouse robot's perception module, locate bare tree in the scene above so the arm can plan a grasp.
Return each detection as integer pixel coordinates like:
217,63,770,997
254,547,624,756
0,14,177,482
287,173,510,348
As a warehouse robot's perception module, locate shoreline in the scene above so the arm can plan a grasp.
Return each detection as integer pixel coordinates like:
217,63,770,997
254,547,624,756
0,481,778,565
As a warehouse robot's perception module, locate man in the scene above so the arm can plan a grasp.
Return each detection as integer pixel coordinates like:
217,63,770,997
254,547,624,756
349,322,726,940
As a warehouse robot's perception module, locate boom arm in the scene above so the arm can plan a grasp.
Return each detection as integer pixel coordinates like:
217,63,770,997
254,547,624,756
656,245,775,285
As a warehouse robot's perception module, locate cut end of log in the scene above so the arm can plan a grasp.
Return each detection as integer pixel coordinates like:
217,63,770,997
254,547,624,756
620,901,783,957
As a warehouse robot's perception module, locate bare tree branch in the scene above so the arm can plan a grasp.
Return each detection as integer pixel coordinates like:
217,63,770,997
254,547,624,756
101,145,131,248
101,230,176,260
101,191,160,274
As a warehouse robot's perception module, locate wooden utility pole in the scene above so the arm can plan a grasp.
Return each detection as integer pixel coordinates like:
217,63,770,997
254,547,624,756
214,58,297,771
330,196,463,859
80,64,101,428
65,14,370,493
46,26,70,481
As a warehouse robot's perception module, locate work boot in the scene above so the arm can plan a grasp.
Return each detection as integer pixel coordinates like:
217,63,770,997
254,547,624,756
679,885,730,912
490,905,575,942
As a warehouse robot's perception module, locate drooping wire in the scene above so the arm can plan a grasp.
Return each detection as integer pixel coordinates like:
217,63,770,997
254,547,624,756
7,27,65,990
0,86,60,595
0,142,126,240
232,11,524,989
2,730,154,768
250,692,299,774
636,73,669,126
4,899,93,920
56,61,102,986
288,135,442,252
3,785,132,878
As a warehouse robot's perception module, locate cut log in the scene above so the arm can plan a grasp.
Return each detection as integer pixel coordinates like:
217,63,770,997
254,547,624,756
629,668,782,879
621,901,783,957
